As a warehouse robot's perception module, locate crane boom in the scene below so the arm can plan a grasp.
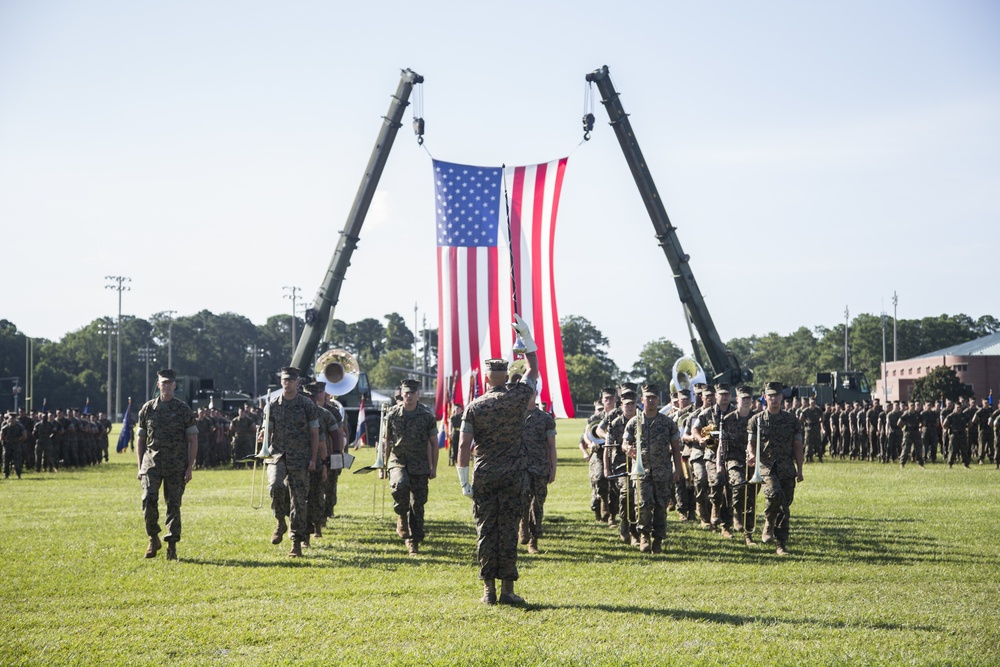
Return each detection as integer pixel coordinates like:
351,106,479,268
290,68,424,372
585,65,748,385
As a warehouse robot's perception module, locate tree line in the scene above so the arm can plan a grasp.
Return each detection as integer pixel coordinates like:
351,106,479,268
0,311,994,415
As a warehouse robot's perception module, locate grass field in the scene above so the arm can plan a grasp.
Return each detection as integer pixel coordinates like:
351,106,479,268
1,419,998,666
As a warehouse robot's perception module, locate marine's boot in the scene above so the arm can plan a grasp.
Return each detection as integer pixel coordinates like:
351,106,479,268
761,520,775,544
396,514,410,539
271,518,287,545
145,535,161,558
288,540,302,558
638,533,651,553
518,521,530,545
775,542,790,556
313,523,322,538
481,579,497,605
499,580,525,605
406,539,419,556
719,526,733,539
732,515,744,533
165,542,177,561
527,537,539,555
651,537,662,554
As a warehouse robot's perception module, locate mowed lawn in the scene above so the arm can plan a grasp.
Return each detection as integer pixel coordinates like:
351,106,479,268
1,418,998,666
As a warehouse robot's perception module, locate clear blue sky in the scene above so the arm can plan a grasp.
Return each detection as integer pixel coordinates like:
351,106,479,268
2,1,998,370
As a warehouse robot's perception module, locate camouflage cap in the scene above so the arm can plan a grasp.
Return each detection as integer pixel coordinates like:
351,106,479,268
642,383,660,396
716,383,731,394
701,384,716,395
302,382,325,396
156,369,177,380
600,386,616,397
735,385,753,398
280,366,301,380
692,383,706,394
621,390,637,403
619,382,638,395
764,381,783,395
484,358,508,373
400,379,420,392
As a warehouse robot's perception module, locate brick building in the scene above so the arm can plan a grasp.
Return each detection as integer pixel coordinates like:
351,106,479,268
874,331,1000,402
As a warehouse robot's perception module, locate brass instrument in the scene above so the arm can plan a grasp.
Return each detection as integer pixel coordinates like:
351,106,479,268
670,356,707,394
249,401,273,509
315,348,360,397
743,420,765,533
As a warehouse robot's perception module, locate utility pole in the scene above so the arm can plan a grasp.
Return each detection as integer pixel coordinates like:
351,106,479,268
98,318,114,416
138,347,156,400
283,286,302,356
844,306,850,371
892,291,898,362
106,276,131,421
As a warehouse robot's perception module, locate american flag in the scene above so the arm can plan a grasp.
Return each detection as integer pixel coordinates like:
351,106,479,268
433,158,575,418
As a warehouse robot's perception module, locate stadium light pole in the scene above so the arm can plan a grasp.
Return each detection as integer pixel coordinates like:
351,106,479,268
892,291,898,362
283,286,302,356
138,347,156,401
247,345,265,399
162,310,177,369
106,276,131,421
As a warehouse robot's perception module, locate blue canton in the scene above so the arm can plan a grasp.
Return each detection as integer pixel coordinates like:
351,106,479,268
434,160,501,247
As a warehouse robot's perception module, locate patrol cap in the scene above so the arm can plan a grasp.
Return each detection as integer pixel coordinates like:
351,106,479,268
400,379,420,392
302,382,324,396
693,383,706,394
600,386,616,397
619,382,638,395
642,383,660,396
484,358,508,373
280,366,301,380
156,369,177,381
621,390,637,403
716,383,731,395
735,385,753,398
702,385,716,396
764,381,783,395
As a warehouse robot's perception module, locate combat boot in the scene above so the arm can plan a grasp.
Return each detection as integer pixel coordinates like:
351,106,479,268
527,537,539,554
761,520,775,544
499,580,525,605
593,505,602,522
744,535,756,546
145,535,161,558
165,542,177,561
271,518,287,545
482,579,497,605
518,521,530,545
719,526,733,539
651,537,662,554
619,524,631,544
313,523,322,538
638,533,651,553
732,516,744,533
288,540,302,557
406,539,419,556
775,543,790,556
396,514,410,539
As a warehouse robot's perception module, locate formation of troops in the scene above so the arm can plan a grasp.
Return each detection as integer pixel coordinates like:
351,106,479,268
1,408,113,478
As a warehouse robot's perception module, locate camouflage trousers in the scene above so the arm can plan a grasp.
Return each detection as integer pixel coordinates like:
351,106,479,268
307,467,326,532
804,428,822,461
900,432,923,466
268,459,311,542
921,430,937,462
760,466,796,546
636,475,671,539
140,469,186,542
390,468,429,544
323,469,341,519
614,476,638,540
2,443,23,478
690,457,725,525
589,455,609,517
946,433,970,466
977,430,994,464
520,472,549,539
727,463,755,536
472,472,527,581
885,432,902,462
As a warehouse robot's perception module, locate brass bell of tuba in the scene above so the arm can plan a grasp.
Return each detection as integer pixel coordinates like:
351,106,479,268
315,348,360,397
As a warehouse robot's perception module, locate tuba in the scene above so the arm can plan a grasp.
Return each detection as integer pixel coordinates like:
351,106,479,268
671,356,707,394
316,348,360,397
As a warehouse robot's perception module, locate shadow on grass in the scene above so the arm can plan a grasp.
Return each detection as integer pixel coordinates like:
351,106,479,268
517,602,941,632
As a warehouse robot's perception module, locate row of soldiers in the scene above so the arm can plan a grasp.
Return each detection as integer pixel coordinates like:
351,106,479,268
790,395,998,468
0,409,113,478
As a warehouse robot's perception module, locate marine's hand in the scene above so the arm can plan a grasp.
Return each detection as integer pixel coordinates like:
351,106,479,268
511,314,537,353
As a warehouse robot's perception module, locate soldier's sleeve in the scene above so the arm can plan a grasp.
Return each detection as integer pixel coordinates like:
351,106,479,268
545,413,557,437
424,412,438,441
137,403,149,438
623,417,635,443
305,399,320,429
461,405,475,435
793,414,804,441
183,403,198,436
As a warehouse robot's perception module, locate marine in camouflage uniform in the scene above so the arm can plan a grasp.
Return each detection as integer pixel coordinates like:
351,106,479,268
136,369,198,560
920,402,939,463
898,401,924,468
585,388,616,522
1,413,27,479
941,402,972,468
971,400,995,465
448,404,463,466
264,367,320,556
720,386,756,545
746,382,804,556
519,399,557,554
322,398,346,523
195,408,213,468
301,383,332,541
385,379,439,555
605,391,639,544
885,402,903,463
837,404,851,459
623,384,682,554
229,406,257,467
866,400,883,462
671,391,697,521
799,398,823,463
457,322,539,606
690,385,736,534
33,413,58,473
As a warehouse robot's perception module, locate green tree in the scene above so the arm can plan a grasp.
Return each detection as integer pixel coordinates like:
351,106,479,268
368,349,416,390
384,313,414,352
346,318,386,367
629,338,684,389
563,354,614,408
560,315,619,404
911,366,974,403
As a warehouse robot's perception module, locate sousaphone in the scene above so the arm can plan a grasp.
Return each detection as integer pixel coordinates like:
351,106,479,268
315,348,360,397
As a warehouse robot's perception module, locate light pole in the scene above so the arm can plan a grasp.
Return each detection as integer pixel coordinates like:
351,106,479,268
892,291,898,362
98,318,114,416
157,310,177,369
138,347,156,400
106,275,131,421
881,311,888,402
283,286,302,356
844,306,850,371
247,345,265,399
